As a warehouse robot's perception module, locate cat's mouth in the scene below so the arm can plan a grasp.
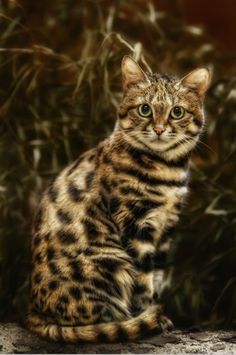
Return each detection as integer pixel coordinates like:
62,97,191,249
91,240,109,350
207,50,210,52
148,127,173,143
147,132,178,151
152,134,170,143
156,135,167,141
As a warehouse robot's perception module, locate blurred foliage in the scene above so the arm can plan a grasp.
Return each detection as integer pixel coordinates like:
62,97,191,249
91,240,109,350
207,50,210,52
0,0,235,328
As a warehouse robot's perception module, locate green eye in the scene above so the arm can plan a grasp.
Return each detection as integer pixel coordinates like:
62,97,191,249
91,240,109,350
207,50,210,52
138,104,152,117
170,106,185,119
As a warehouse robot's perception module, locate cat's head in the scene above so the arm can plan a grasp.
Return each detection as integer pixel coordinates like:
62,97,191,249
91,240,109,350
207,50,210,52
118,56,211,157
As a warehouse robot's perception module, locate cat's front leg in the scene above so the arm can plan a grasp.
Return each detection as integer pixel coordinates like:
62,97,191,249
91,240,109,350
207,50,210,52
153,269,165,303
153,236,173,302
131,270,154,315
121,230,156,315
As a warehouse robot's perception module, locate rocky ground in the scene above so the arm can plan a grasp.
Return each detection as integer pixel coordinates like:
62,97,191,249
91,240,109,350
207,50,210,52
0,323,235,354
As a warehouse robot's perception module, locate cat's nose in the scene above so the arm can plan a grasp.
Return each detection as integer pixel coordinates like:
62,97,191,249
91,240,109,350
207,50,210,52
153,126,166,135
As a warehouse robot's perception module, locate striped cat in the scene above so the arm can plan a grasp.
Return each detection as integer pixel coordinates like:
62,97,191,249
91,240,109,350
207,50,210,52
25,56,211,342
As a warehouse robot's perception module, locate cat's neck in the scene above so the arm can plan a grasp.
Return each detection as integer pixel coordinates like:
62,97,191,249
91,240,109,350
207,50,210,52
108,130,191,169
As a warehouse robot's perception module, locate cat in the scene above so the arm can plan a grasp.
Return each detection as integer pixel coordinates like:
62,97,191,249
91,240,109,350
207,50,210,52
25,56,211,343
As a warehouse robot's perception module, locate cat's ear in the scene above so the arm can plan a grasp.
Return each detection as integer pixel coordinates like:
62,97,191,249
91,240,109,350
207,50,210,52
121,56,148,92
181,68,211,98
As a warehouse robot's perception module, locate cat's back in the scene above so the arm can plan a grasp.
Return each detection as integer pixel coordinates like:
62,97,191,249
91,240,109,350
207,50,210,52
51,146,98,205
36,147,98,227
31,145,104,274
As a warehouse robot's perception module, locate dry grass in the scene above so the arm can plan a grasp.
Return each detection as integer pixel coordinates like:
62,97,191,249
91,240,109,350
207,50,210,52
0,0,235,328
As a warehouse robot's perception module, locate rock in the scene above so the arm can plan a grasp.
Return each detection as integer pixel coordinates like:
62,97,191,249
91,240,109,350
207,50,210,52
189,332,212,342
141,333,181,346
211,343,226,351
0,322,236,354
219,334,236,344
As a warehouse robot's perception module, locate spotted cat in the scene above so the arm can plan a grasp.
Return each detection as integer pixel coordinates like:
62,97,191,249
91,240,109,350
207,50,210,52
25,56,211,342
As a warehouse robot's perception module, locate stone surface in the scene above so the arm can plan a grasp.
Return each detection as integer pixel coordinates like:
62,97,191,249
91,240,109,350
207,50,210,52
0,323,235,354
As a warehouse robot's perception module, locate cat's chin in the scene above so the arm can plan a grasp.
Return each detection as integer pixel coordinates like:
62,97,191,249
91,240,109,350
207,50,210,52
146,139,173,152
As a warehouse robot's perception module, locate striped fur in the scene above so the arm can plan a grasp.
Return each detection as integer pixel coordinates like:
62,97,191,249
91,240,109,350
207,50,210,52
25,56,210,342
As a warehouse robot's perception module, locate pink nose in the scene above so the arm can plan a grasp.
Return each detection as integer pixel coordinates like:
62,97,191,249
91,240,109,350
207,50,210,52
153,127,165,135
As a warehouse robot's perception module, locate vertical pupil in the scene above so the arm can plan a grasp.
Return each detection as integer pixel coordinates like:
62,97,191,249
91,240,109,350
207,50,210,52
174,107,181,115
143,105,149,113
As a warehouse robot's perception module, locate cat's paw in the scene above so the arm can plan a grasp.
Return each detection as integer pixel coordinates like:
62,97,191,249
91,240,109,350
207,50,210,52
159,314,174,331
131,295,152,316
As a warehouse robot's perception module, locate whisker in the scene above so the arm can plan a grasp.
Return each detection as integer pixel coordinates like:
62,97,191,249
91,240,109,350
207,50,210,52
196,139,217,155
177,133,217,154
125,130,216,156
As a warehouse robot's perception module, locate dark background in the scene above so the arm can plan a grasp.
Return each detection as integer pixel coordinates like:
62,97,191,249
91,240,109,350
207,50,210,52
159,0,236,52
0,0,235,329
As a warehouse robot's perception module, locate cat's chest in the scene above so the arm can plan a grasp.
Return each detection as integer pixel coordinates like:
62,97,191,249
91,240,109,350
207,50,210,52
162,184,188,207
143,181,188,230
145,167,188,201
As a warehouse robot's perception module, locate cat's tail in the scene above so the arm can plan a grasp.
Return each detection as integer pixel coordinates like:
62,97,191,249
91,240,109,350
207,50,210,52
25,305,173,343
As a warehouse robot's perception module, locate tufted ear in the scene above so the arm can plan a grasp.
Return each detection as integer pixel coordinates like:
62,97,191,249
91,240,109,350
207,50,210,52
121,56,148,92
181,68,212,98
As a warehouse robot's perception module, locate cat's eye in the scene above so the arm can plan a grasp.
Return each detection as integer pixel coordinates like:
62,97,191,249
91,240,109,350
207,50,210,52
170,106,185,119
138,104,152,117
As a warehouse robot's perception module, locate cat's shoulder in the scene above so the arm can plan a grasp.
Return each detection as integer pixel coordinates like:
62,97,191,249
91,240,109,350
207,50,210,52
64,147,98,177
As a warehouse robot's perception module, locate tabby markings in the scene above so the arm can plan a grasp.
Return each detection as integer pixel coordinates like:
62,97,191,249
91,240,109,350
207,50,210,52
57,209,72,224
58,230,76,244
68,183,83,202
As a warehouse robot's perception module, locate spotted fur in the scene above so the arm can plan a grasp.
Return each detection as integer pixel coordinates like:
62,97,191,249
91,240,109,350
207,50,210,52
25,56,211,342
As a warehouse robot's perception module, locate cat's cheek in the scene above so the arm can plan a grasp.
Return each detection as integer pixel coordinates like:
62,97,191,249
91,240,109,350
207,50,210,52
187,121,201,136
119,118,133,130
